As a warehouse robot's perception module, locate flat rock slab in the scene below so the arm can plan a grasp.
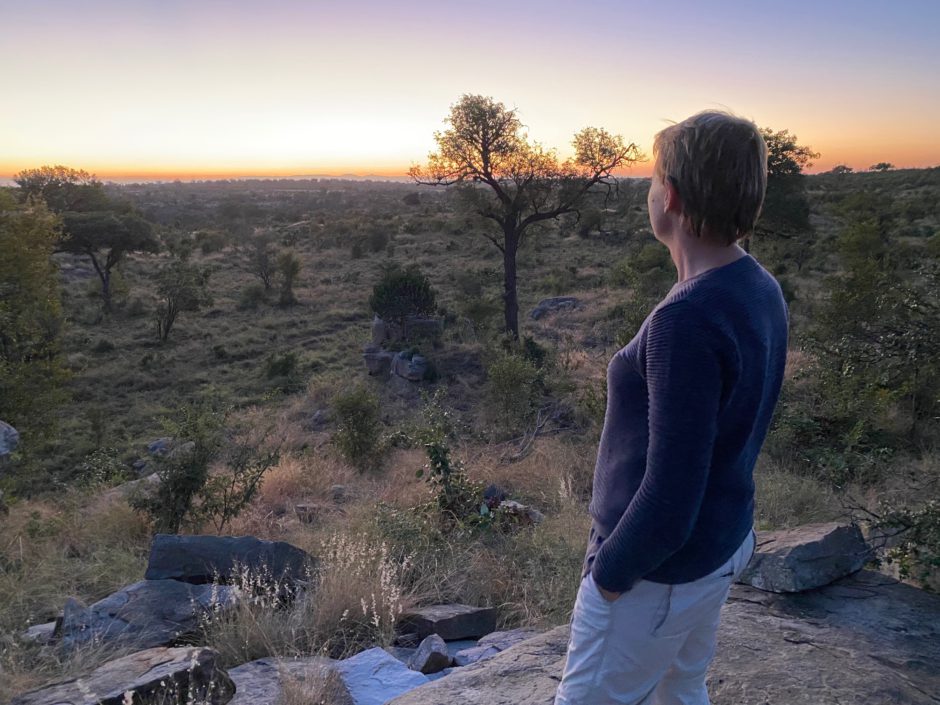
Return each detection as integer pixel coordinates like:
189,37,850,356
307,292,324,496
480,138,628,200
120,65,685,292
334,646,430,705
230,656,350,705
398,604,497,640
739,522,871,592
453,627,543,666
55,579,238,650
11,646,234,705
389,571,940,705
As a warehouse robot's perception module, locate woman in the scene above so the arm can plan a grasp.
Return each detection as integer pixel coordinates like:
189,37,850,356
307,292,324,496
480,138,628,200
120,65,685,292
554,111,789,705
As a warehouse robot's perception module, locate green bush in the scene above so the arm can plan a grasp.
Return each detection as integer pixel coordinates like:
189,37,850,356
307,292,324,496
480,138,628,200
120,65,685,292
238,283,266,310
332,386,382,471
485,349,539,434
369,264,437,335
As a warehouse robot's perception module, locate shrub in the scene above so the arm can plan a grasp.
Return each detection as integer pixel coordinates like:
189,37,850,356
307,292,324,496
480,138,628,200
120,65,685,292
238,283,266,310
485,349,539,434
277,250,302,307
369,264,437,335
332,386,382,471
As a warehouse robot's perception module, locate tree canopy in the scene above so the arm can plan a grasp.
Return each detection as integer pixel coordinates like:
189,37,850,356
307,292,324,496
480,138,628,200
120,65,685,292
410,94,643,337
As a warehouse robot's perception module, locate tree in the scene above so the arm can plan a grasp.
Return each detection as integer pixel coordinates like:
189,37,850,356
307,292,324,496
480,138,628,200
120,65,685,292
14,165,159,311
13,165,110,212
869,162,895,172
829,164,854,175
410,95,642,338
369,264,437,336
0,193,68,452
753,127,820,268
240,231,277,291
276,250,302,306
155,260,213,342
62,211,158,310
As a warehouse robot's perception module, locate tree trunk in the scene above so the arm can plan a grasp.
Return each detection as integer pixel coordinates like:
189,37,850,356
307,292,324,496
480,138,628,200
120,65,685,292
502,228,520,340
88,252,112,312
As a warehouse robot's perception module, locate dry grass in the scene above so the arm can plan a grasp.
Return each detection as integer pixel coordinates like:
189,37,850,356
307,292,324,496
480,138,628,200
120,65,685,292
753,456,840,529
279,666,351,705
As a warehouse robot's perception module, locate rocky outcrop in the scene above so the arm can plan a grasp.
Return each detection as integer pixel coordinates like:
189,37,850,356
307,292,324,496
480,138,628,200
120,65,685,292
738,522,871,592
144,534,314,586
11,646,234,705
530,296,580,320
398,604,498,641
54,579,238,650
363,345,394,377
388,571,940,705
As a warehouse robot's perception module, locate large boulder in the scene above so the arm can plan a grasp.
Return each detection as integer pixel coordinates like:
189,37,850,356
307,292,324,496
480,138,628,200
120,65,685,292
145,533,314,586
11,646,234,705
738,522,871,592
388,571,940,705
53,579,238,650
0,419,19,456
397,604,498,641
229,656,350,705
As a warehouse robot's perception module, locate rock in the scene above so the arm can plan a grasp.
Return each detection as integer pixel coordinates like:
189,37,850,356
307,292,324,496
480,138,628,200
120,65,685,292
330,484,349,503
363,347,394,377
496,499,545,525
530,296,580,321
0,419,19,456
229,656,350,705
384,646,418,664
294,502,321,524
443,639,479,660
453,628,542,666
371,315,388,346
738,522,871,592
398,604,498,641
103,471,160,503
334,646,429,705
146,437,173,456
21,621,56,645
391,351,426,381
144,533,314,586
53,579,238,650
389,571,940,705
404,317,444,341
10,646,234,705
409,634,450,674
131,458,150,477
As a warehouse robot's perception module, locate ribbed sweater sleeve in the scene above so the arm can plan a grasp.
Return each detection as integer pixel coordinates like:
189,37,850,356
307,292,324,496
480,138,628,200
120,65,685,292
591,299,723,593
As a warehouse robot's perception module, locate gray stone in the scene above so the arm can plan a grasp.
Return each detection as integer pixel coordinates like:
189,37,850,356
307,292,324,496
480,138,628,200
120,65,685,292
103,471,160,503
389,571,940,705
146,437,173,456
371,315,388,346
334,646,429,705
0,419,19,456
21,621,56,645
530,296,580,320
229,656,350,705
398,604,498,641
53,579,238,650
144,533,314,586
330,483,349,503
496,499,545,525
443,639,478,660
738,522,871,592
363,347,394,377
384,645,417,664
409,634,450,674
294,502,322,524
453,628,542,666
10,646,234,705
391,351,426,381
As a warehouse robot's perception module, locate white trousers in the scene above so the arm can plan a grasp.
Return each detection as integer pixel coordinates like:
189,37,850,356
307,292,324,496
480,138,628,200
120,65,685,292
554,529,756,705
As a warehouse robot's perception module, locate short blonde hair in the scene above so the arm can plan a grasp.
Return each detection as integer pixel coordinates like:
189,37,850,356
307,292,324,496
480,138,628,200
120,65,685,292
653,111,768,245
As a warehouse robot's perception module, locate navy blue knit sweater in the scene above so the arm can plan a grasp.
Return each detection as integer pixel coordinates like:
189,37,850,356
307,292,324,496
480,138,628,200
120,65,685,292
584,253,789,593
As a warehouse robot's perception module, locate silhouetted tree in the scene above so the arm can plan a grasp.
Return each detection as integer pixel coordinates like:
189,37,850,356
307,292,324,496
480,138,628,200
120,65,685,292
869,162,895,172
829,164,853,175
411,94,642,338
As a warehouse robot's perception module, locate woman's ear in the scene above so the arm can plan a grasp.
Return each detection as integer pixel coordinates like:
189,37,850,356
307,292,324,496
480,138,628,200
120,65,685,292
663,177,683,215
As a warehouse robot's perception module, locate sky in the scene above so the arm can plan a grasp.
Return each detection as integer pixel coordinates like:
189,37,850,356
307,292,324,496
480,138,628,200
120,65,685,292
2,0,939,180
